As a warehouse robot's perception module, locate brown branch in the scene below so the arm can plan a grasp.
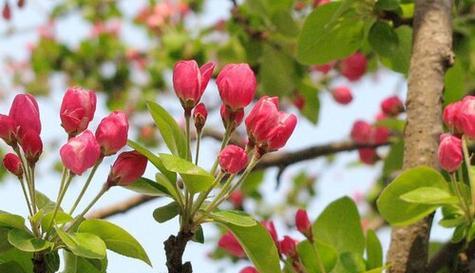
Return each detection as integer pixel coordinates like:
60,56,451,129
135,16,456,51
88,140,389,219
164,231,194,273
386,1,454,273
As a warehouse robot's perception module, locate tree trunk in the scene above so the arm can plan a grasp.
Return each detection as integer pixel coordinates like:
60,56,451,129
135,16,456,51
387,1,454,273
164,231,194,273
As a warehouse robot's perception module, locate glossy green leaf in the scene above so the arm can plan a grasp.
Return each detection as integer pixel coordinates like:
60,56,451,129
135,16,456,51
271,10,299,37
146,101,188,158
400,187,458,205
366,230,383,269
192,225,204,244
56,228,106,260
297,2,365,64
375,0,400,11
7,229,53,252
153,202,180,223
217,222,282,273
125,177,170,196
259,44,297,96
62,251,107,273
377,166,448,226
0,212,25,230
0,261,25,273
298,80,320,124
340,252,366,273
369,21,399,57
78,219,151,265
0,228,12,253
380,26,412,74
444,60,465,104
35,191,59,213
297,240,338,273
313,197,365,254
210,210,257,227
0,248,32,273
155,173,181,202
128,140,176,182
40,211,73,230
159,154,214,193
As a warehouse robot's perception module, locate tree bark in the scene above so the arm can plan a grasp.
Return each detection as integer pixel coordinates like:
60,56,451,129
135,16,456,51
32,252,46,273
387,1,454,273
164,231,194,273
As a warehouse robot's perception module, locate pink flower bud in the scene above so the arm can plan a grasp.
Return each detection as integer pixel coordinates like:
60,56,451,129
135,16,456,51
358,148,378,165
443,101,464,133
350,120,372,144
95,111,129,156
339,52,367,82
331,86,353,105
229,190,244,208
19,130,43,164
9,94,41,136
245,96,280,143
220,104,244,130
239,266,259,273
295,209,312,237
266,113,298,151
438,134,462,173
279,236,298,258
262,220,278,244
381,96,404,117
3,153,22,177
292,93,305,110
375,112,387,121
312,62,334,74
217,63,256,111
107,150,148,187
219,145,248,174
173,60,215,110
370,126,390,145
0,114,16,145
193,103,207,131
2,2,11,21
457,96,475,138
60,87,97,136
218,231,245,257
60,130,101,175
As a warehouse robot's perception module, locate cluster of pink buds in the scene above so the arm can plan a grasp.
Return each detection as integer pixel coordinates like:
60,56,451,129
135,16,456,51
310,52,368,82
437,96,475,173
331,86,353,105
350,120,390,165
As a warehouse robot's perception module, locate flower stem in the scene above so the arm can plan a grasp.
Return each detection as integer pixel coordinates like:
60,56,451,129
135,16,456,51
19,176,33,216
66,185,109,232
45,170,72,238
29,165,37,214
462,136,475,210
69,160,102,215
191,172,225,217
450,173,472,223
194,130,202,165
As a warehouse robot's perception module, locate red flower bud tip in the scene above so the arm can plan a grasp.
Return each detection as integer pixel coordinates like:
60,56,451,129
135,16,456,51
239,266,259,273
218,231,245,257
220,104,244,131
219,145,248,174
295,209,312,237
350,120,372,144
438,134,462,173
292,93,305,110
331,86,353,105
60,130,100,175
443,101,464,133
370,126,390,145
457,96,475,138
193,103,207,131
381,96,404,117
246,97,297,153
229,190,244,208
294,1,305,11
2,2,11,20
173,60,215,110
312,62,334,74
9,93,41,136
262,220,278,244
107,150,148,187
375,111,387,121
358,148,378,165
3,153,23,177
279,236,298,258
60,87,97,136
95,111,129,156
0,114,17,145
19,129,43,164
339,52,367,82
217,63,256,111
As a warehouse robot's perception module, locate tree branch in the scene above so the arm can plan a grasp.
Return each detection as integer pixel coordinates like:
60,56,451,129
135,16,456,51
87,140,389,219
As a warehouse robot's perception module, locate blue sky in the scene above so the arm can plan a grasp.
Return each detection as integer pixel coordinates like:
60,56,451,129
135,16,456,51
0,1,451,272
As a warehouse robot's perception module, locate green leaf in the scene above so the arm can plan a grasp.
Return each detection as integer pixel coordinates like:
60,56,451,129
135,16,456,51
340,252,366,273
192,225,204,244
297,2,365,64
210,210,257,227
298,80,320,124
297,240,338,273
153,202,180,223
128,140,176,182
380,26,412,74
382,140,404,180
377,166,448,225
40,211,73,231
159,154,214,193
216,222,282,273
313,197,365,255
259,44,297,96
444,60,465,104
0,228,12,253
0,248,32,273
35,191,59,213
271,10,299,37
45,251,60,273
155,173,181,202
400,187,458,205
78,219,151,265
7,229,53,252
0,261,25,273
62,251,107,273
366,230,383,269
369,21,399,57
55,228,106,260
125,177,170,196
146,101,188,158
375,0,400,11
0,212,25,230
